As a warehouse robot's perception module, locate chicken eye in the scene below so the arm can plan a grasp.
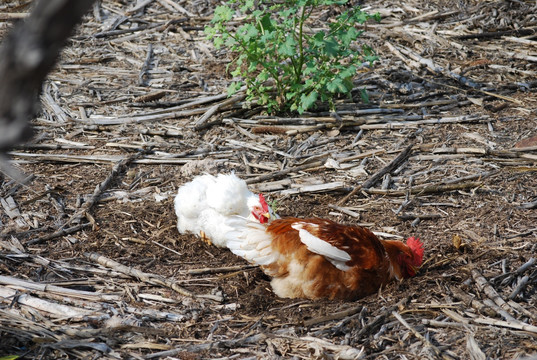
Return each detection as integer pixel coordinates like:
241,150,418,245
251,207,261,218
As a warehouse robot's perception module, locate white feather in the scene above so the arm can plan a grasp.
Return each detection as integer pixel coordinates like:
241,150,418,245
174,173,277,248
224,217,279,266
206,173,252,215
291,223,351,271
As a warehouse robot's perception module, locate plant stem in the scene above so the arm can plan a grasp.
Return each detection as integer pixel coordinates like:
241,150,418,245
295,4,307,84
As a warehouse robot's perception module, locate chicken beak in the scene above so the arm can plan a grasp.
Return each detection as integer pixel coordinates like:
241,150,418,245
262,212,271,219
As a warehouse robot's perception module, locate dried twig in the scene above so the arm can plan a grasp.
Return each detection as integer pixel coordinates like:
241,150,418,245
466,334,486,360
27,223,92,245
142,334,267,359
303,305,362,327
84,252,223,302
471,269,515,316
0,275,119,302
338,145,413,205
365,181,482,196
392,310,450,360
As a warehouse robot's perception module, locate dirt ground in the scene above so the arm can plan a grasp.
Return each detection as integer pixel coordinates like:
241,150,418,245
1,0,537,359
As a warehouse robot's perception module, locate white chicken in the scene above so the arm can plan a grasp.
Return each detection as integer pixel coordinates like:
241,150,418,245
174,173,278,247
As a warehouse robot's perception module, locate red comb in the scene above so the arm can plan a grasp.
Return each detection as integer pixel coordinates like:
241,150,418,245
406,237,424,265
258,193,269,211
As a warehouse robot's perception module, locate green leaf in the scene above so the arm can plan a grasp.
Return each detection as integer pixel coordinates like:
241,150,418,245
359,88,370,104
303,62,317,75
290,102,298,112
355,11,370,24
257,70,270,82
285,91,297,100
372,12,382,22
258,14,275,33
212,5,233,23
259,93,269,105
339,27,359,46
323,0,348,4
322,37,339,56
300,91,318,110
230,64,242,77
339,65,356,79
213,37,224,48
278,36,297,56
312,31,326,47
238,23,258,42
241,0,255,11
227,82,242,96
204,26,215,38
326,77,350,93
224,36,237,48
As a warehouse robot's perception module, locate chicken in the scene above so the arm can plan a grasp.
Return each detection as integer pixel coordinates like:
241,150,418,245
174,173,278,247
224,217,424,300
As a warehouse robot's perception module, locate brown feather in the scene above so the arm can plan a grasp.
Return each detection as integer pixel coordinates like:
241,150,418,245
262,218,399,300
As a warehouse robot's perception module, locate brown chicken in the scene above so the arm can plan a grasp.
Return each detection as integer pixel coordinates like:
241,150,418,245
224,217,424,300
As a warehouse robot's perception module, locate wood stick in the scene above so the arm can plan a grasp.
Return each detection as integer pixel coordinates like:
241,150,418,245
481,299,517,322
392,310,449,360
27,222,92,245
303,305,362,327
84,252,223,302
519,199,537,209
450,286,497,317
0,275,119,302
0,286,98,320
356,297,409,338
138,43,153,86
422,319,470,329
466,334,487,360
359,145,414,189
453,27,537,40
508,275,530,300
471,269,515,316
194,94,246,130
364,181,482,197
245,161,324,184
338,144,413,205
10,151,211,165
143,334,267,359
393,42,480,89
327,204,361,218
359,114,491,129
397,213,442,221
280,182,347,195
472,316,537,334
180,264,257,275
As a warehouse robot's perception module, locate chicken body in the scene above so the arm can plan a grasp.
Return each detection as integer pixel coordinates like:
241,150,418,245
174,173,277,247
225,217,424,300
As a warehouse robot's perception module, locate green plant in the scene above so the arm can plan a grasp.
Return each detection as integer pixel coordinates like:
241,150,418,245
268,198,280,214
205,0,380,114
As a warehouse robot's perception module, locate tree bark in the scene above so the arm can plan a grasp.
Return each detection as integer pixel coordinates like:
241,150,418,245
0,0,95,151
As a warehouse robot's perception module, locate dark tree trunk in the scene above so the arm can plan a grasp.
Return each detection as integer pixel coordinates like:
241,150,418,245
0,0,95,152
